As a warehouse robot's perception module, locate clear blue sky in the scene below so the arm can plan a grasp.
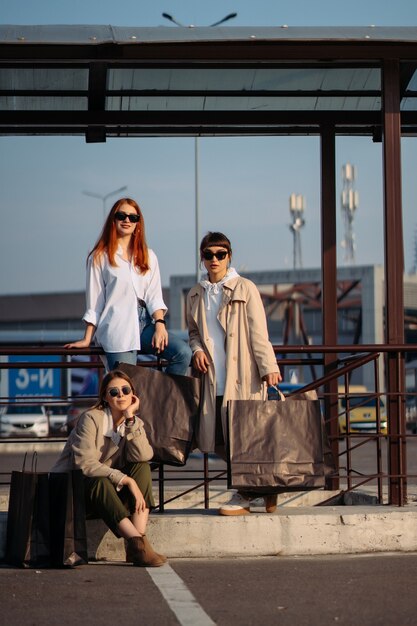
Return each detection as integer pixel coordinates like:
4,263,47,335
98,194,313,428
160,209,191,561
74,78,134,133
1,1,417,294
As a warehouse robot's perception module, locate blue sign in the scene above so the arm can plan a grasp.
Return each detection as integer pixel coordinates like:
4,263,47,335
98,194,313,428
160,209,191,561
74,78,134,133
8,355,61,399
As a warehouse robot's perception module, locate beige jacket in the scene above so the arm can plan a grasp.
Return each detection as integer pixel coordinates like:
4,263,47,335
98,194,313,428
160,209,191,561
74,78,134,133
187,276,279,452
50,408,154,486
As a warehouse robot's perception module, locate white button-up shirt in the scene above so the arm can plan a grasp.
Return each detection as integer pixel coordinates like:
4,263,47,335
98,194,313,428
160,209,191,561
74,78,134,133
83,247,167,353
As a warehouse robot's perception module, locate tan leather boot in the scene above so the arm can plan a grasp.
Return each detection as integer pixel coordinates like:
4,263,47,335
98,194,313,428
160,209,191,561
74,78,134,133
125,535,167,564
125,536,166,567
142,535,167,563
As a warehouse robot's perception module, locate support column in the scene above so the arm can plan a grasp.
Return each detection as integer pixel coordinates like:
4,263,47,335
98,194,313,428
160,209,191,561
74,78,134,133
320,125,339,488
382,59,407,505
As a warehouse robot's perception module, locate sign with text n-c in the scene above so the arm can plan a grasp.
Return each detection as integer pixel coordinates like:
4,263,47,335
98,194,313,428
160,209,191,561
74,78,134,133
8,355,61,399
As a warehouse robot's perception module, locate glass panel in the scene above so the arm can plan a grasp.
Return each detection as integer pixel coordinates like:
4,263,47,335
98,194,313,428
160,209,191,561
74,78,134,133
0,68,88,91
106,95,380,112
108,67,380,93
0,96,88,110
401,98,417,111
405,69,417,91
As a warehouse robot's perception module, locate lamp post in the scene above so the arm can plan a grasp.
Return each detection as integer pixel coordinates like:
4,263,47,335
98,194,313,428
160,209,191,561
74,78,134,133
82,185,128,223
162,11,237,281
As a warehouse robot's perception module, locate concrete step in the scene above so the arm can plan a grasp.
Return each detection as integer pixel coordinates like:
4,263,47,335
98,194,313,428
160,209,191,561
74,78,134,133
2,487,417,561
2,504,417,561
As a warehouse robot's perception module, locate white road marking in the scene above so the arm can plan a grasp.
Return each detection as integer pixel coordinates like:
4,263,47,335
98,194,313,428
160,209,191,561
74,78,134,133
147,564,216,626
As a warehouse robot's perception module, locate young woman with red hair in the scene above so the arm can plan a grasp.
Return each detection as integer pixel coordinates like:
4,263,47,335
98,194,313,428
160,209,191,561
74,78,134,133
66,197,191,373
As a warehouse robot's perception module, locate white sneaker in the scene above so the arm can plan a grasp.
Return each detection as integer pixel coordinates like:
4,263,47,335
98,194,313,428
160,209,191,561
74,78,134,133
219,492,251,516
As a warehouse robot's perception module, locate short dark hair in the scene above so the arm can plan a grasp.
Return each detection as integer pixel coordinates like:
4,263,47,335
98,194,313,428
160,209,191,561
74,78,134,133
199,232,232,258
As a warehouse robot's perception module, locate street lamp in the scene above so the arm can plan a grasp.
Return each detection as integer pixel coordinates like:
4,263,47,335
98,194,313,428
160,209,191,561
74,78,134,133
162,11,238,281
82,185,128,223
162,12,237,28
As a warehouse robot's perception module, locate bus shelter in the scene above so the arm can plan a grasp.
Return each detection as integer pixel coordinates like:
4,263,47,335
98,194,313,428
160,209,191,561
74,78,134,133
1,25,416,503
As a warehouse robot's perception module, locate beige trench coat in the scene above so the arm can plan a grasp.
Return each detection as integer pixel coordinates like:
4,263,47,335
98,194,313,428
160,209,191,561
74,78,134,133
186,276,279,452
50,408,154,486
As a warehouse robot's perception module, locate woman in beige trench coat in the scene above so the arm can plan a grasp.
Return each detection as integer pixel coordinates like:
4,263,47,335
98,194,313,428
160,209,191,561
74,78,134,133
186,231,282,515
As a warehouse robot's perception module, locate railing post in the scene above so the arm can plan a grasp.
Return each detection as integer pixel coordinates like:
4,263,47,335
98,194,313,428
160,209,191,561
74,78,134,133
320,124,339,489
382,59,407,505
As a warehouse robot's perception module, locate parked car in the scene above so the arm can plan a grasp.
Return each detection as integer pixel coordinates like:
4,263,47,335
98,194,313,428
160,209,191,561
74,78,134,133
0,404,49,438
45,403,70,436
338,386,387,435
406,394,417,434
268,382,387,436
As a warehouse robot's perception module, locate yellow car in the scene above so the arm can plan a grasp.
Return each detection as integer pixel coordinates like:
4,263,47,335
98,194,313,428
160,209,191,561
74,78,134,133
338,386,387,435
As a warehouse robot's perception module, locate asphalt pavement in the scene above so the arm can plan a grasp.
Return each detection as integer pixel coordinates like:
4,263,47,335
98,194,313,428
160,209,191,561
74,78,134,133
1,554,416,626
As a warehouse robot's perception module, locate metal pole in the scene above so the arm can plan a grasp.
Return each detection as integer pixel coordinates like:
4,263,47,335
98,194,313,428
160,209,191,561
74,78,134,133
195,136,200,283
162,10,237,285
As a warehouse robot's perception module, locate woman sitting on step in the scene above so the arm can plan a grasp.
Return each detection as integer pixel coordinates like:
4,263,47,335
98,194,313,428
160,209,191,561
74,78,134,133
50,369,166,567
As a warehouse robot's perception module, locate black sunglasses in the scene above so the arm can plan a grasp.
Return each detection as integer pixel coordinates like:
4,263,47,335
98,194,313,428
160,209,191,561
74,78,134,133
107,385,132,398
202,249,229,261
114,211,140,223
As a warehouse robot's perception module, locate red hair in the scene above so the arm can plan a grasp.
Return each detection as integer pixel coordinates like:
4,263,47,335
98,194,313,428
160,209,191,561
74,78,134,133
88,197,150,272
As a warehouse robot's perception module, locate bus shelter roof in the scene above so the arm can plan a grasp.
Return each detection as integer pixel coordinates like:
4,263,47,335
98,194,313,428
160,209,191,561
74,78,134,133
1,25,417,139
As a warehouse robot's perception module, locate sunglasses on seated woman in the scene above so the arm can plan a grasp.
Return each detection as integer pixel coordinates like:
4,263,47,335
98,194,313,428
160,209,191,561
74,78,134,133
114,211,140,223
202,249,229,261
107,385,132,397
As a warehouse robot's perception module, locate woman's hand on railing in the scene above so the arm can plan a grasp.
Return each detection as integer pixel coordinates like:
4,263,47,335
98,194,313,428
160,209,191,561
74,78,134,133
64,338,91,349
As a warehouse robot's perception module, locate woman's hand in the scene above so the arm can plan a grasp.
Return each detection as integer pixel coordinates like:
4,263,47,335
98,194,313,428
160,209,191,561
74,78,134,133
125,394,140,418
263,370,282,387
64,323,95,349
123,477,146,513
152,324,168,353
193,350,210,373
64,338,91,349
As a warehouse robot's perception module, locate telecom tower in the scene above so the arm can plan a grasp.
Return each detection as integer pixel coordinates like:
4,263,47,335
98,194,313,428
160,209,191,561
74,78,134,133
289,193,306,269
341,163,359,264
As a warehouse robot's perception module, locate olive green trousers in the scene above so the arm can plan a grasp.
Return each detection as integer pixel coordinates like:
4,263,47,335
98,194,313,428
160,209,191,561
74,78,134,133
84,462,155,537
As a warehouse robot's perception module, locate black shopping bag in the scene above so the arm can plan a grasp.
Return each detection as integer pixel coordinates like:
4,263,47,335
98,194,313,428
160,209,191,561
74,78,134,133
119,363,200,466
227,399,326,492
5,454,50,568
49,470,88,567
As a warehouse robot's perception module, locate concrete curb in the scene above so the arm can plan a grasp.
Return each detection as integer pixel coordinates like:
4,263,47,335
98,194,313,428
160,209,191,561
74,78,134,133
2,501,417,561
53,505,417,560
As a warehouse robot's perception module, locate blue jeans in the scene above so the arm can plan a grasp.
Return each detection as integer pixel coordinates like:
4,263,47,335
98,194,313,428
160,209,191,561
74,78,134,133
105,316,191,376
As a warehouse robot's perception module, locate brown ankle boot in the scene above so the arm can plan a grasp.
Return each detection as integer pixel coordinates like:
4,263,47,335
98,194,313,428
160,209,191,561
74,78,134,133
125,535,167,564
142,535,167,563
125,536,166,567
264,494,278,513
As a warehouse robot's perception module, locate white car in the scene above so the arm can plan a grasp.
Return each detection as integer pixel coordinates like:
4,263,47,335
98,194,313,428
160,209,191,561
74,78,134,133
0,404,49,438
46,403,69,436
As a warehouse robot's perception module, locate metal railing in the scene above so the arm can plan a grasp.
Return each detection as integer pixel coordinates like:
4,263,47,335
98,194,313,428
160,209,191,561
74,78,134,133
0,343,415,508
